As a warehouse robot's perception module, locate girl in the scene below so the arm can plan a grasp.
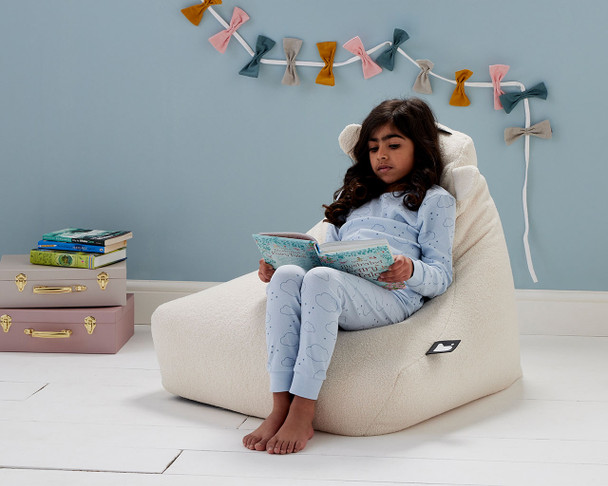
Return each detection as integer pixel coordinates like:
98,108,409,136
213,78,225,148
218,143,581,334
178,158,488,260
243,98,456,455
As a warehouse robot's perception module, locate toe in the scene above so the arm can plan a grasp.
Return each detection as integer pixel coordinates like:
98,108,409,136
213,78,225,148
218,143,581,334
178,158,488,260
266,438,277,454
294,440,305,453
279,441,288,455
254,439,267,451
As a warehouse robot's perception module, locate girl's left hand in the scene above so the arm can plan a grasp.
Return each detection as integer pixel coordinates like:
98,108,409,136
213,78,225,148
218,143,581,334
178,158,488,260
378,255,413,283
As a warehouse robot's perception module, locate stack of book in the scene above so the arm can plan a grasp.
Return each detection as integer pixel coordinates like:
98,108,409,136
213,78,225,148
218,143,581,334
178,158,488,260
30,228,132,269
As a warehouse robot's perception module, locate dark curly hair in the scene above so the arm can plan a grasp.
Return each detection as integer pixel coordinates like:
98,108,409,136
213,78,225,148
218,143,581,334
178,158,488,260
324,98,443,227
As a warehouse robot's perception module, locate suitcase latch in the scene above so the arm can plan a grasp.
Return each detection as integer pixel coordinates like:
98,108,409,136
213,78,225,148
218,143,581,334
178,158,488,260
84,316,96,335
15,273,27,292
1,314,11,333
97,272,109,290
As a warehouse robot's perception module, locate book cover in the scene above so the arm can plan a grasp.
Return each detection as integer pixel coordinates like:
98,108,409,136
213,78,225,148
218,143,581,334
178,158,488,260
30,248,127,269
37,240,127,254
253,234,320,271
42,228,133,246
253,233,405,290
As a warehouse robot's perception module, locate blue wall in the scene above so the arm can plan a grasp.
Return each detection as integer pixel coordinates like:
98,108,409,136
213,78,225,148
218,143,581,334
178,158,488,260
1,0,606,290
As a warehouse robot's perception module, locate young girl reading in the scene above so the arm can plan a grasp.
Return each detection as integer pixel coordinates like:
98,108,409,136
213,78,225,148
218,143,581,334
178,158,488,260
243,98,456,455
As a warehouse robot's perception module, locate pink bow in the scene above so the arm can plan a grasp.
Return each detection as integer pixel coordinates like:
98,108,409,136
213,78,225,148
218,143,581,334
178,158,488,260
343,36,382,79
208,7,249,53
489,64,510,110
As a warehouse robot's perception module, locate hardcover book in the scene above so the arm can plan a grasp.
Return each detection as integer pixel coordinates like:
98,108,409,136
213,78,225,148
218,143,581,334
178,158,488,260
37,240,127,254
42,228,133,246
253,232,405,290
30,248,127,269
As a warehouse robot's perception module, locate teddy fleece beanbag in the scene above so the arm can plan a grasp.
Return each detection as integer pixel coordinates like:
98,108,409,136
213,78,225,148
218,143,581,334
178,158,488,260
151,125,522,436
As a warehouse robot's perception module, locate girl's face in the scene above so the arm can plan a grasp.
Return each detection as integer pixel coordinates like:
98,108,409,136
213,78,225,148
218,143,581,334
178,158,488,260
368,122,415,191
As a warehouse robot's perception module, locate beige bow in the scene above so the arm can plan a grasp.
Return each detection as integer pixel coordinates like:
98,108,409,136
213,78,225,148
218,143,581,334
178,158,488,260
282,38,303,86
504,120,552,146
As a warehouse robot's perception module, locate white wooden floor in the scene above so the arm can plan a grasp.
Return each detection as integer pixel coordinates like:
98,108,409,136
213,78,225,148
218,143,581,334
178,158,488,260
0,326,606,486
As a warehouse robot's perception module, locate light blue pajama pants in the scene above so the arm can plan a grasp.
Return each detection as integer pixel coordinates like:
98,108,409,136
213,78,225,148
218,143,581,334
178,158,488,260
265,265,409,400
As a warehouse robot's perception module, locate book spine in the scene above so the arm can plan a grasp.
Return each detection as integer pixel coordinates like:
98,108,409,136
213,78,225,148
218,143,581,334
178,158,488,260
37,241,106,253
43,235,74,243
30,250,92,269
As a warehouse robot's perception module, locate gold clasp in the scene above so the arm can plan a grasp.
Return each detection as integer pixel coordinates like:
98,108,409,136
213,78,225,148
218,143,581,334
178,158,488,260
97,272,109,290
84,316,96,335
15,273,27,292
33,285,87,294
24,328,73,339
1,314,12,333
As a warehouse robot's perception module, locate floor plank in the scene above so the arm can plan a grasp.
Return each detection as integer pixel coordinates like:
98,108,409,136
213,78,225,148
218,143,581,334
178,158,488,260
165,449,608,485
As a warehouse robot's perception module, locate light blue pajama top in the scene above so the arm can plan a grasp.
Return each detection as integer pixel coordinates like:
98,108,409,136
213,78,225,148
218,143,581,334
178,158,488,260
325,185,456,315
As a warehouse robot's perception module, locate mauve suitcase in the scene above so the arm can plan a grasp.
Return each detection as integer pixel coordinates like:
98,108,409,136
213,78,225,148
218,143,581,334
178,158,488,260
0,254,126,308
0,294,134,354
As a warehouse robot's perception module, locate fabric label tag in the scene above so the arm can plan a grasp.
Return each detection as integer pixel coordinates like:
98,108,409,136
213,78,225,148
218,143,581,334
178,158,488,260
426,340,461,355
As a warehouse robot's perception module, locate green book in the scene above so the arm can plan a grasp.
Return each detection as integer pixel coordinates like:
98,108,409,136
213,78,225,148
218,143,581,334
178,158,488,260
30,248,127,269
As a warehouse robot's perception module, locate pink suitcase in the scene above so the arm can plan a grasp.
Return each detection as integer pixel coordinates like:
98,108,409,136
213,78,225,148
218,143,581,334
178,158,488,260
0,254,126,308
0,294,134,354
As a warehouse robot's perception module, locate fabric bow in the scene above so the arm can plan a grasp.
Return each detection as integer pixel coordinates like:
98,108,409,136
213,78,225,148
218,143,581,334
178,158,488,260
181,0,222,26
489,64,510,110
239,35,276,78
343,36,382,79
413,59,434,94
375,28,409,71
208,6,249,53
504,120,552,146
315,41,337,86
282,38,302,86
449,69,473,106
499,82,548,114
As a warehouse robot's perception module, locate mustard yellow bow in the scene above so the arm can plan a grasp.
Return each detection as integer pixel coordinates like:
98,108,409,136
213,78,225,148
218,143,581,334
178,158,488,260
449,69,473,107
181,0,222,26
316,42,337,86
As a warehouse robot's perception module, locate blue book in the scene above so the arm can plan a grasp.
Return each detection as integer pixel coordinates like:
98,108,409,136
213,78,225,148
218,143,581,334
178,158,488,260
253,232,405,290
37,240,127,254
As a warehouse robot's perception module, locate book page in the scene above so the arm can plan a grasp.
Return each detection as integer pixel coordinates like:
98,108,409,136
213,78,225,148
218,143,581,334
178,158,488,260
259,232,317,242
317,238,390,255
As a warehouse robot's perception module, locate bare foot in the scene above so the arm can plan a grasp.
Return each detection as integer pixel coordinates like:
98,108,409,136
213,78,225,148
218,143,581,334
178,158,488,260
243,392,291,451
266,396,315,454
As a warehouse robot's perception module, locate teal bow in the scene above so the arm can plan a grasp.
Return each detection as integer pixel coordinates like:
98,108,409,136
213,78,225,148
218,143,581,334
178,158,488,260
239,35,276,78
499,82,548,114
375,28,409,71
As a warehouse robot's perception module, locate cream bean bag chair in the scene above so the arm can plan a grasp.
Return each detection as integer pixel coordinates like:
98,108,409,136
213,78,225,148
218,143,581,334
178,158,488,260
151,124,522,436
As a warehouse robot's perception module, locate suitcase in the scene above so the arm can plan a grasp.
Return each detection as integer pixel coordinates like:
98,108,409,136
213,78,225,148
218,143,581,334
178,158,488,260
0,254,126,308
0,293,134,354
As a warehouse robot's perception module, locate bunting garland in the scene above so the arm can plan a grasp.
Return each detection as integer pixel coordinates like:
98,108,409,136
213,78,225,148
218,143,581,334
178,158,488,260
179,1,552,283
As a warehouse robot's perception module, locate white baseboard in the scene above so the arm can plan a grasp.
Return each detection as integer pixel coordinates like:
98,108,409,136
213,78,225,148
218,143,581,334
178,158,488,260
128,280,608,337
127,280,219,326
515,289,608,336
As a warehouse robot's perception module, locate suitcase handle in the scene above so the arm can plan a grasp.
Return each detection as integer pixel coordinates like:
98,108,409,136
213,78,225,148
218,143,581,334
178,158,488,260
33,285,88,294
24,328,73,339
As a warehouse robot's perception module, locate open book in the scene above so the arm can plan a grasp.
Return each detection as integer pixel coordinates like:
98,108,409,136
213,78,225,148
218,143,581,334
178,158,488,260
253,232,405,290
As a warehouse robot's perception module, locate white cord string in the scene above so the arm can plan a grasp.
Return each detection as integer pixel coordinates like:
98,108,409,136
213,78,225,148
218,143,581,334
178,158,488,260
205,5,539,282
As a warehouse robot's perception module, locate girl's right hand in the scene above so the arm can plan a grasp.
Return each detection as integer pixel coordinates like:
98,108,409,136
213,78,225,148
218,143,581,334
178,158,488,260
258,259,275,283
